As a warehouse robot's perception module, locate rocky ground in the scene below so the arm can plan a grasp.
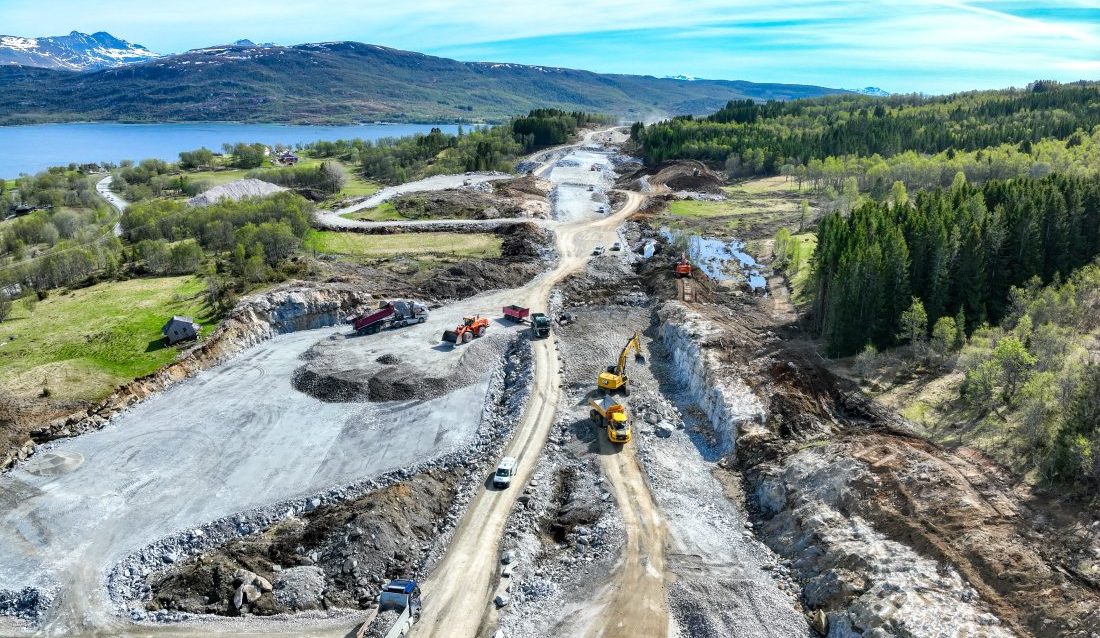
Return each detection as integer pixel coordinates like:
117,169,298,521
390,175,551,220
127,336,536,624
493,236,811,637
664,294,1100,637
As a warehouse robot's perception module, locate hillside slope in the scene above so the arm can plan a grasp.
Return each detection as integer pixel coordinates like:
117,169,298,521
0,41,844,124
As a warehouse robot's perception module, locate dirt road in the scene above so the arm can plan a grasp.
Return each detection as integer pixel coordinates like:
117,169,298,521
584,438,669,638
410,192,645,638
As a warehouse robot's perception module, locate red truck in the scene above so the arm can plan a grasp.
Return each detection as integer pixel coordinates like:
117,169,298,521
502,305,530,322
351,300,429,335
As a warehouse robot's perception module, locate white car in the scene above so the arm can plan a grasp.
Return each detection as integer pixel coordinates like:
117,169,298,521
493,456,517,489
611,241,622,251
592,245,605,256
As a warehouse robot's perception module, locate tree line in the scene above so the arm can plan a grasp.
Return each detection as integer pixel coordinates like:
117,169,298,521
632,82,1100,175
811,173,1100,356
306,109,606,184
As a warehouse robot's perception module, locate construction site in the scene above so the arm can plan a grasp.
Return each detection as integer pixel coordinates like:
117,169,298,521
1,127,1099,638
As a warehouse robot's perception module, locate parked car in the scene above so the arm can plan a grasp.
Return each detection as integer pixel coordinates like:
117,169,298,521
611,241,622,251
493,456,517,488
592,245,605,256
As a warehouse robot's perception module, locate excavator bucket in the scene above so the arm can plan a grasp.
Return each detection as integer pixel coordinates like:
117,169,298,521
441,330,459,343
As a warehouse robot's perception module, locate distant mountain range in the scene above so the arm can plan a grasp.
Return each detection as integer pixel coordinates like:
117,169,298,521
852,86,891,96
0,31,158,71
0,33,849,125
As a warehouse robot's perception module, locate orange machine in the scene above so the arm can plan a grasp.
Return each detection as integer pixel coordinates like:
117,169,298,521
441,315,490,345
675,253,692,278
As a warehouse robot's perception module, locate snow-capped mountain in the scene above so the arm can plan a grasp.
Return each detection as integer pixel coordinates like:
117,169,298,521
0,31,159,71
852,86,891,96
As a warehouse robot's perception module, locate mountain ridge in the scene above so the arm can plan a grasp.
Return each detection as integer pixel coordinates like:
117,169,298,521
0,39,848,125
0,31,158,70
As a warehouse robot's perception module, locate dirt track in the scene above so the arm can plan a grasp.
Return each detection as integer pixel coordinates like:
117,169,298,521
411,192,649,638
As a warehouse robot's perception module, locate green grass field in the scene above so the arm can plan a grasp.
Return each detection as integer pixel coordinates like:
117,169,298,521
786,233,817,303
340,201,403,221
0,276,217,403
306,230,501,261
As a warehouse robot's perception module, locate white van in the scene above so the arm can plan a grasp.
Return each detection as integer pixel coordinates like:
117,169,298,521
493,456,517,489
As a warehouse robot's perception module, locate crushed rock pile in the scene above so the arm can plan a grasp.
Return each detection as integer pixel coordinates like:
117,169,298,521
187,179,287,206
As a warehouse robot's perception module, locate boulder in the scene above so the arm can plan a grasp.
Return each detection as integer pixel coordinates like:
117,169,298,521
272,566,326,613
233,568,257,586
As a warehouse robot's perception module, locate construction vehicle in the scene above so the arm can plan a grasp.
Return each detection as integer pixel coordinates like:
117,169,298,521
597,332,644,395
675,253,692,278
441,315,490,345
351,300,428,335
529,312,551,338
589,396,632,444
360,579,421,638
502,304,530,322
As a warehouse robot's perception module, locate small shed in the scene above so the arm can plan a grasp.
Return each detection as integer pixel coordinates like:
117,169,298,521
162,315,201,345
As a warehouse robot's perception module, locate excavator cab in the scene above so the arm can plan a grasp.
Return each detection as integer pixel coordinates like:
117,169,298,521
597,332,644,395
675,253,692,278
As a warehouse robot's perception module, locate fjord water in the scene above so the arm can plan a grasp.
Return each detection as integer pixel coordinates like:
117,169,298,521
0,122,464,177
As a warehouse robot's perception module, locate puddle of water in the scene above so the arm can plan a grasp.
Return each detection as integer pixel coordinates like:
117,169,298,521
660,228,767,291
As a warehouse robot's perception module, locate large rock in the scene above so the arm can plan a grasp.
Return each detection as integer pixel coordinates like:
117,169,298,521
272,566,326,613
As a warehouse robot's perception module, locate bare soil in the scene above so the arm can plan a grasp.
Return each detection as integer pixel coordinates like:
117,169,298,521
685,289,1100,637
391,175,550,220
146,469,460,616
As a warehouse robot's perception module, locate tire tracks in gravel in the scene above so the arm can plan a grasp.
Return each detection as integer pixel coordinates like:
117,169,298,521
410,192,657,638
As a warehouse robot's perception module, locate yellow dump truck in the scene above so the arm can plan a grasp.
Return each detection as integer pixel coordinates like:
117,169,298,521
589,396,632,444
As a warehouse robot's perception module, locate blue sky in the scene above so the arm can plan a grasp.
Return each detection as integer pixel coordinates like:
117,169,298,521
2,0,1097,93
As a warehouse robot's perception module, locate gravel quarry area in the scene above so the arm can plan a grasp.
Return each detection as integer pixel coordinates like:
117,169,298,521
7,126,1094,638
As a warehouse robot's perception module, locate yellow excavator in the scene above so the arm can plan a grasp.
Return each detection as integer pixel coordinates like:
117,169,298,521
597,332,644,395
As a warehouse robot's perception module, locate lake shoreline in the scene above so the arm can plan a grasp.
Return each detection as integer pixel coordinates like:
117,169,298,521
0,122,467,178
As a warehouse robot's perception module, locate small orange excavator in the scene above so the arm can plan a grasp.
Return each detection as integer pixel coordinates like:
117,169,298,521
675,253,692,278
441,315,490,345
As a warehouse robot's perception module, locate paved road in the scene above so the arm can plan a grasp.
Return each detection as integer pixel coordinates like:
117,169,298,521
95,176,128,237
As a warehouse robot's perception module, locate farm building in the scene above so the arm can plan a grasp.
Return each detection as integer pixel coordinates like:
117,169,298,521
162,316,201,345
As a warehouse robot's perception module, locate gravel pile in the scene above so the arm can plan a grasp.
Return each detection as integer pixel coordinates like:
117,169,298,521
0,587,51,623
108,337,535,625
187,179,287,206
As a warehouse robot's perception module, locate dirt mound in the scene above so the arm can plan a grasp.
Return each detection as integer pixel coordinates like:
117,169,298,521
392,176,550,220
620,160,725,193
146,469,460,616
294,358,460,403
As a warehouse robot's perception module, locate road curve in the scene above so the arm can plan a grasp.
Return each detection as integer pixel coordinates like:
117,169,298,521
95,175,128,237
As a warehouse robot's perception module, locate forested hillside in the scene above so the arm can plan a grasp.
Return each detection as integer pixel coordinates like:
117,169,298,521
633,81,1100,175
634,81,1100,487
812,174,1100,355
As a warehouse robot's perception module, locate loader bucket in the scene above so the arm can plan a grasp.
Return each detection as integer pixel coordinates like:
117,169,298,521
442,330,459,344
